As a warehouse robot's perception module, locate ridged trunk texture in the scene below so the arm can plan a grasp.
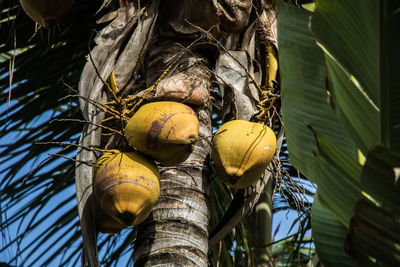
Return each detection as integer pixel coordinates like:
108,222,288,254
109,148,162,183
134,108,211,266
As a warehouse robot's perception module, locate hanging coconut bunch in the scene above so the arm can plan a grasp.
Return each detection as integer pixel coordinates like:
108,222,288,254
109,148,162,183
211,120,276,189
93,150,160,227
19,0,75,28
124,101,199,166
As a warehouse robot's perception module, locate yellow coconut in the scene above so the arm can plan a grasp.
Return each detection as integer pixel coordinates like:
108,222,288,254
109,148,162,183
92,198,127,235
19,0,75,28
94,150,160,226
125,101,199,166
211,120,276,189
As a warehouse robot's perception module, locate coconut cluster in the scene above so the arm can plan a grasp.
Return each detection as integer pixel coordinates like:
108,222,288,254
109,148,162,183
93,101,200,234
93,101,276,234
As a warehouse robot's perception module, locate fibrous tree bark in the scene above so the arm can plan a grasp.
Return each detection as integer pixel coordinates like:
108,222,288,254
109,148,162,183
134,108,212,266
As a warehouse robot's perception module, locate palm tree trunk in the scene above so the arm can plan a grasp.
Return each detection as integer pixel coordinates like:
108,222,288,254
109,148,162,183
134,108,212,266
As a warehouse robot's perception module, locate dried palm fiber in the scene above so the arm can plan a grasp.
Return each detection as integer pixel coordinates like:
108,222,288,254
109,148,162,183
151,59,212,106
94,150,160,226
19,0,75,28
143,36,215,107
125,101,199,166
91,197,127,235
141,0,252,107
76,2,160,265
212,120,276,189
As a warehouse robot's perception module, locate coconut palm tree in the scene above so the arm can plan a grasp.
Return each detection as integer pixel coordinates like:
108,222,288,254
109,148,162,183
75,1,285,266
1,1,314,266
